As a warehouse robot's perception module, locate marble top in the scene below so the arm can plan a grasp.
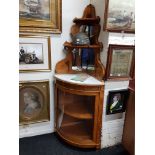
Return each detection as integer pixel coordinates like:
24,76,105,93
54,74,104,86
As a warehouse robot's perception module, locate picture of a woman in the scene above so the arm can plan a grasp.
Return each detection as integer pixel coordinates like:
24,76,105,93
19,81,50,125
23,92,41,116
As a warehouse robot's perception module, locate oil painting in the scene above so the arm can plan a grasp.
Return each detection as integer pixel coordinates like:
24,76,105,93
19,0,50,20
104,0,135,33
19,36,51,72
19,80,50,125
106,90,129,115
19,0,62,34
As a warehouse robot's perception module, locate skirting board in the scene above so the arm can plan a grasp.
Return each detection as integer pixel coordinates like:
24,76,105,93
19,122,54,138
20,128,53,138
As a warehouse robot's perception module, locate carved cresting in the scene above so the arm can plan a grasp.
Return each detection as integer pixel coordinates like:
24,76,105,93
83,4,96,18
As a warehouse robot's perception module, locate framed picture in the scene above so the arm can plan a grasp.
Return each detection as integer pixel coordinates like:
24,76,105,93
104,0,135,33
106,89,129,115
106,44,135,80
19,80,50,125
19,36,51,72
19,0,62,34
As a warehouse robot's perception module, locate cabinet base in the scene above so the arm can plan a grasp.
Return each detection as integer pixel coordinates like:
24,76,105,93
56,129,100,149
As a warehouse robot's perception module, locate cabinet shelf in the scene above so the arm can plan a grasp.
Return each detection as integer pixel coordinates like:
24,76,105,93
58,90,95,120
63,102,93,119
60,114,82,128
57,121,96,148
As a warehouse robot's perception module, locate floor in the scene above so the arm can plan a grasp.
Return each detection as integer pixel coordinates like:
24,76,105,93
19,133,129,155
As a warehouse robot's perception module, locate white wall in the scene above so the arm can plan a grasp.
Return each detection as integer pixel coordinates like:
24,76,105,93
19,0,90,138
101,81,129,148
92,0,135,148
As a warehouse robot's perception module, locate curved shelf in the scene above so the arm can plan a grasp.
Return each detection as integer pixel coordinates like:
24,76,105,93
63,102,93,119
55,74,104,86
57,121,97,148
64,41,102,49
73,17,100,25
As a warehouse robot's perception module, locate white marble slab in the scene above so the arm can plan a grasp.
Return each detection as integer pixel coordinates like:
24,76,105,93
54,74,104,86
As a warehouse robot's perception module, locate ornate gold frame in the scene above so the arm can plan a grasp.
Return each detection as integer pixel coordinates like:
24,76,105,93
19,35,51,72
19,80,50,125
19,0,62,34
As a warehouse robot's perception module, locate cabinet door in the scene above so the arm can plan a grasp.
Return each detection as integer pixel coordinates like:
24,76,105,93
56,87,98,147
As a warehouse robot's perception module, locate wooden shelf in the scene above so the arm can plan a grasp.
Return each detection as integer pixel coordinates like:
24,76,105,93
64,102,93,119
64,41,102,49
57,121,96,148
55,74,104,86
58,92,94,119
73,17,100,25
60,114,82,128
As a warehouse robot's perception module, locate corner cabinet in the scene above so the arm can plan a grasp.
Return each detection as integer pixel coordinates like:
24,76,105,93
54,4,105,149
54,74,104,149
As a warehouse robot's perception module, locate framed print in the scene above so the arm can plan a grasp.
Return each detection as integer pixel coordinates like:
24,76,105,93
106,89,129,115
19,36,51,72
19,0,62,34
104,0,135,33
106,44,135,81
19,80,50,125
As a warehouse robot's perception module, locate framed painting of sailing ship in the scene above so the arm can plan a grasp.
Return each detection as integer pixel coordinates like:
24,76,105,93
19,35,51,72
19,0,62,34
19,80,50,125
106,44,135,80
104,0,135,33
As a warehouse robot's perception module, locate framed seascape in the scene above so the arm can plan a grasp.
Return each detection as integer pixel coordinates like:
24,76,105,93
106,44,135,81
19,36,51,72
104,0,135,33
19,80,50,125
106,89,129,115
19,0,62,34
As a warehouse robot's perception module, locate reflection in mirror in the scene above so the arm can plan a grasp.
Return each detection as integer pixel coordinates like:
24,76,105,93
80,25,95,45
72,48,95,71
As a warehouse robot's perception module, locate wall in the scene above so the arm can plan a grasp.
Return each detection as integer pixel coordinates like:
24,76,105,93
19,0,90,138
92,0,135,148
101,81,129,148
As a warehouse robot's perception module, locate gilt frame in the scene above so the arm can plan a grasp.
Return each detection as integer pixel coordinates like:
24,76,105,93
19,80,50,125
19,0,62,34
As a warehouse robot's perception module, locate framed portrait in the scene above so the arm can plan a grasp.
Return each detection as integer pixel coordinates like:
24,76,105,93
19,0,62,34
106,44,135,81
104,0,135,33
106,89,129,115
19,36,51,72
19,80,50,125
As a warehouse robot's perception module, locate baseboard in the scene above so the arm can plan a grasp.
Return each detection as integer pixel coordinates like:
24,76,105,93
19,127,54,138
